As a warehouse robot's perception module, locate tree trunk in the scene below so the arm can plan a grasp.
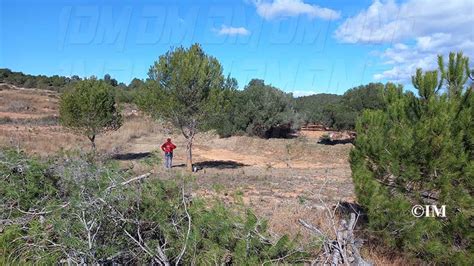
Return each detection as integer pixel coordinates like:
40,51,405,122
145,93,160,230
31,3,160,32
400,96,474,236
186,138,193,172
88,135,96,151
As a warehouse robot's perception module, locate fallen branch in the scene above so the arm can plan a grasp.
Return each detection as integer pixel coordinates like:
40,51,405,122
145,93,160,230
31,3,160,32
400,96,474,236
300,170,372,265
299,213,372,266
106,172,151,191
175,185,191,265
15,202,70,215
298,219,325,237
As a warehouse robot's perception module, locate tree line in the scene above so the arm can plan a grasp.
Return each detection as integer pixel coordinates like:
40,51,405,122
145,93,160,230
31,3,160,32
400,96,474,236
295,82,386,130
1,52,386,136
0,68,142,103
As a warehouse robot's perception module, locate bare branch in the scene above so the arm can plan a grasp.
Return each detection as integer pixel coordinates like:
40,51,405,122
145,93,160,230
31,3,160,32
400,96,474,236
298,219,326,237
175,185,191,265
106,172,151,191
298,169,372,265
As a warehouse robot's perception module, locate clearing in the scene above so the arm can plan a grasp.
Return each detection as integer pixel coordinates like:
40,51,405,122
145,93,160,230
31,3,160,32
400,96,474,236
1,84,404,264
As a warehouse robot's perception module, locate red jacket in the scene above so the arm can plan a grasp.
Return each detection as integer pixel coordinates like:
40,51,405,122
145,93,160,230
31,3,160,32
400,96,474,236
161,141,176,153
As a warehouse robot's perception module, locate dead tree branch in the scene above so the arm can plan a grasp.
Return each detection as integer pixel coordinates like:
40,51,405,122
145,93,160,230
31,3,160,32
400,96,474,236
106,172,151,191
175,185,191,265
300,213,371,266
298,169,372,265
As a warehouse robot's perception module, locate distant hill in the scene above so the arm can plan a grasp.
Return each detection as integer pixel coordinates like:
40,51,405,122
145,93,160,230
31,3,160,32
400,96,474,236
294,83,386,129
0,68,133,93
0,68,77,92
0,68,141,103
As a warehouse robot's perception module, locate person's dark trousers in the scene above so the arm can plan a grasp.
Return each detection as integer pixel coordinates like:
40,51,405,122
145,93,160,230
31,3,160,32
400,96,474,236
164,152,173,168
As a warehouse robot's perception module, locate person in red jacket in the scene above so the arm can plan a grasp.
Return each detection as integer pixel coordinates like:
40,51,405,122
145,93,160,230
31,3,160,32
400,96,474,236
161,138,177,168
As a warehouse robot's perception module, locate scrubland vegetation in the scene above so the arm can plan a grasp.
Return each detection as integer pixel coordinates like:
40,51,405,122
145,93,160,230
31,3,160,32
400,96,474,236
296,83,386,130
1,45,473,264
1,149,310,264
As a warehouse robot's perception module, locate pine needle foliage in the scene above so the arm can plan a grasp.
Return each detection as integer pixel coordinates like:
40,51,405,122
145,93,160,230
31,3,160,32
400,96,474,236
0,149,309,264
350,52,473,264
59,78,122,149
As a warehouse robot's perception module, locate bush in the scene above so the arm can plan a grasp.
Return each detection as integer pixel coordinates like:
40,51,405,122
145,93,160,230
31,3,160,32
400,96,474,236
350,53,473,264
114,86,138,103
0,149,309,264
208,79,302,138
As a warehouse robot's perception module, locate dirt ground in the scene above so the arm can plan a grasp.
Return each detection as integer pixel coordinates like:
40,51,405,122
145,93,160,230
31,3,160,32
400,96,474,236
114,124,355,244
0,84,408,265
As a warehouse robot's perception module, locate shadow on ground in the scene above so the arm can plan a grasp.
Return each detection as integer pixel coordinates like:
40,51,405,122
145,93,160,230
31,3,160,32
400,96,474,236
112,152,151,160
335,201,368,226
318,139,354,145
194,160,248,169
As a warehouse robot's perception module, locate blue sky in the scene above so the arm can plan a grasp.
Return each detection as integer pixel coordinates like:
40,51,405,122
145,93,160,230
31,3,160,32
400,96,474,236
1,0,472,95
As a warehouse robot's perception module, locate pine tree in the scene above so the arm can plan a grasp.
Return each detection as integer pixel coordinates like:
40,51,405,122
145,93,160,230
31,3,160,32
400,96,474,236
59,79,122,150
137,44,228,171
350,52,473,264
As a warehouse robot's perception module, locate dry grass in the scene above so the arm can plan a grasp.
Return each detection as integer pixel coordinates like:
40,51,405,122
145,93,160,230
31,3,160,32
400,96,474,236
0,125,84,155
96,116,163,154
362,246,419,265
0,85,58,115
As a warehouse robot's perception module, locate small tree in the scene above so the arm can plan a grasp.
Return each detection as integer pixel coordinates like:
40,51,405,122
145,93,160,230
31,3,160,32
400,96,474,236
104,73,118,87
241,79,301,137
59,79,122,150
138,44,228,171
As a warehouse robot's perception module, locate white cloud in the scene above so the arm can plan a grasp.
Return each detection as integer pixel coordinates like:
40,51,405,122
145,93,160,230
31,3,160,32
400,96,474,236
373,34,474,83
334,0,474,83
335,0,473,44
216,25,251,36
252,0,340,20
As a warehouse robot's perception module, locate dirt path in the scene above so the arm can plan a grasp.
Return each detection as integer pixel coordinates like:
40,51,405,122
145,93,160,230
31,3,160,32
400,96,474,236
122,131,350,170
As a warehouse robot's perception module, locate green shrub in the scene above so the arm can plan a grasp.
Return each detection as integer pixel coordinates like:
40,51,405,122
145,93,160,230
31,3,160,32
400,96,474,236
0,149,309,264
350,52,473,264
295,93,342,124
208,79,302,138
